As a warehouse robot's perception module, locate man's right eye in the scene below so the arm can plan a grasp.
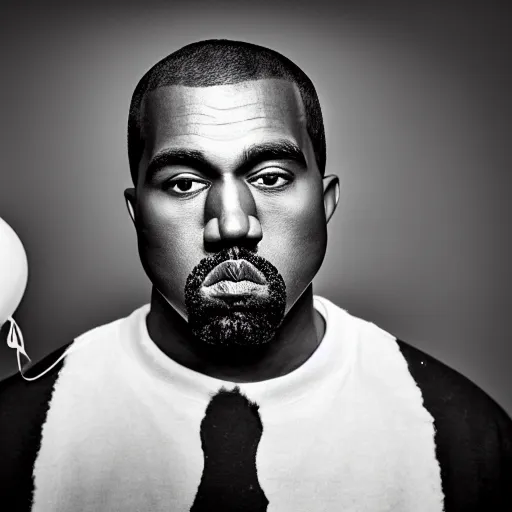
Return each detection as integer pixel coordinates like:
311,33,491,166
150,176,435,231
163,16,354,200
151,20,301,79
164,177,209,195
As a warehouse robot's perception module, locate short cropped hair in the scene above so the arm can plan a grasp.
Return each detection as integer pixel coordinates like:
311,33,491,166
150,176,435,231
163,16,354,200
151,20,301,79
128,39,326,184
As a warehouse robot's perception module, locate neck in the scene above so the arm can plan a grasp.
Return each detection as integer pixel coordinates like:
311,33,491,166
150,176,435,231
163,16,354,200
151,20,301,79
146,285,325,383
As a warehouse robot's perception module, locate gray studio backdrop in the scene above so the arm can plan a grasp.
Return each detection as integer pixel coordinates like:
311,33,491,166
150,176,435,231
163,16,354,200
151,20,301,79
1,1,511,414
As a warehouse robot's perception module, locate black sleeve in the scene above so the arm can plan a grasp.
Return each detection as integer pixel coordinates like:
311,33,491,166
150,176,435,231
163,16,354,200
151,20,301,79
397,339,512,512
0,343,72,511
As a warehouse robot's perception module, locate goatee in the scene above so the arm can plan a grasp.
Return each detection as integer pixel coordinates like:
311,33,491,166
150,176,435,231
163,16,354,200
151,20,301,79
184,246,286,350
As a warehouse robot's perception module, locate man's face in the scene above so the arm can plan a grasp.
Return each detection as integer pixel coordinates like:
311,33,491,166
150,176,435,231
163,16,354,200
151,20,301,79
129,79,332,348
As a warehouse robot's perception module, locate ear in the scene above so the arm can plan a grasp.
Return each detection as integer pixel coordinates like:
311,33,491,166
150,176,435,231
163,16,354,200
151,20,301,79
124,188,136,225
322,174,340,224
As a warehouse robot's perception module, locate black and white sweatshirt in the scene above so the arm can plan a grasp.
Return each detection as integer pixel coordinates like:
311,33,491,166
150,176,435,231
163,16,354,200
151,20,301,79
1,296,511,511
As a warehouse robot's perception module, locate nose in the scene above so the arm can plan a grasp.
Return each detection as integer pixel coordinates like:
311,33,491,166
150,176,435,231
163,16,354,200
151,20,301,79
203,176,262,247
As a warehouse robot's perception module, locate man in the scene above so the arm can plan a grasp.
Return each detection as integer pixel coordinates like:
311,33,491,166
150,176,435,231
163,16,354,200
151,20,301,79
1,39,511,511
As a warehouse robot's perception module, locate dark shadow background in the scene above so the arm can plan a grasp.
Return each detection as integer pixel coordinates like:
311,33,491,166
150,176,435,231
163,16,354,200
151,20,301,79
1,0,511,413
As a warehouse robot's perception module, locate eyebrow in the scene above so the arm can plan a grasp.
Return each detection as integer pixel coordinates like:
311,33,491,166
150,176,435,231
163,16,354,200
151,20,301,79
144,139,308,183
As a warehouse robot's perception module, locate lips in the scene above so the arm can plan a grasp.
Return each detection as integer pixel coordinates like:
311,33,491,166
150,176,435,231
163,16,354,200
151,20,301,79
202,260,267,287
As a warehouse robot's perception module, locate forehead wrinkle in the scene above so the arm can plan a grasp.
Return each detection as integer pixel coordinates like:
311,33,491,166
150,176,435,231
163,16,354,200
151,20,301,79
149,105,302,134
176,102,263,113
154,126,298,144
202,101,261,111
171,111,216,119
152,109,304,137
165,105,262,121
181,102,297,113
167,103,299,123
172,116,272,127
156,118,301,142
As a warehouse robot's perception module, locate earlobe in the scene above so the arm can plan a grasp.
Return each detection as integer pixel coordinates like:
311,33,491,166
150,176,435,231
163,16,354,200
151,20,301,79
322,175,340,224
124,188,136,224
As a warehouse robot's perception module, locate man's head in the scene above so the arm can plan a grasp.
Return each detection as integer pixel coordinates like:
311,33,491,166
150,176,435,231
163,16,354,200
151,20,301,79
125,39,339,350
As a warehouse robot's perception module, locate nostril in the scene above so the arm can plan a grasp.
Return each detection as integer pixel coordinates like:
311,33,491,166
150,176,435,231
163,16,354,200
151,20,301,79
247,216,262,240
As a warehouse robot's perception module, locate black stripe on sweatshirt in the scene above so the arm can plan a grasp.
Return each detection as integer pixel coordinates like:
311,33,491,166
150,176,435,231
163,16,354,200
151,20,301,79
396,339,512,511
0,342,73,511
190,386,269,512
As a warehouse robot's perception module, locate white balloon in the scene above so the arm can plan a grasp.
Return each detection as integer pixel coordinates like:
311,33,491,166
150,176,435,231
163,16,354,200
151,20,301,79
0,217,28,326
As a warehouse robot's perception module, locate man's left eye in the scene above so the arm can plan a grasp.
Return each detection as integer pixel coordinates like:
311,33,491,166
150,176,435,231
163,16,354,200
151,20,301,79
250,173,291,189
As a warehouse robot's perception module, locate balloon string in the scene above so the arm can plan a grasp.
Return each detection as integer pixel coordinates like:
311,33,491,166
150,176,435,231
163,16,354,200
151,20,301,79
5,317,75,382
6,317,30,360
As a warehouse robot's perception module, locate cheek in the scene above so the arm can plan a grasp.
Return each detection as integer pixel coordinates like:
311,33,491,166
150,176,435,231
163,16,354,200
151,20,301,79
135,192,204,296
259,183,327,299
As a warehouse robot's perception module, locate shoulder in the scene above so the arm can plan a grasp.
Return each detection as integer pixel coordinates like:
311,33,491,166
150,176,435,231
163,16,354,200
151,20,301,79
396,339,512,510
396,339,512,433
0,309,139,505
0,343,72,506
0,312,132,440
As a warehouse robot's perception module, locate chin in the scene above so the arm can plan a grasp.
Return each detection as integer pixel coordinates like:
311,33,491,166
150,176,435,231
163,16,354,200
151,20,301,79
190,309,281,348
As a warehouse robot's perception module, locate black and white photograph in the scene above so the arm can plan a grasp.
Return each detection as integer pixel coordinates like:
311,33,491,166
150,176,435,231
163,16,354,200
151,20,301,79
1,1,511,510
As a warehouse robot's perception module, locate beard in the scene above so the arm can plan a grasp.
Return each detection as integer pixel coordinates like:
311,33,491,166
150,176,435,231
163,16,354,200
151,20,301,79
184,246,286,350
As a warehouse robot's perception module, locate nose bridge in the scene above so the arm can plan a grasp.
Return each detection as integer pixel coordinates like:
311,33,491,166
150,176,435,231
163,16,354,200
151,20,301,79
211,176,253,233
204,175,260,243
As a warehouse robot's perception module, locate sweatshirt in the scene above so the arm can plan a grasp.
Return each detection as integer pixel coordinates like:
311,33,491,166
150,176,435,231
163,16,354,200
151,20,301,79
1,296,511,511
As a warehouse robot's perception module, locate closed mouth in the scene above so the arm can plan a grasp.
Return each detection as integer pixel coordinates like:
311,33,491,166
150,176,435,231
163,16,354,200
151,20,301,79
202,259,267,287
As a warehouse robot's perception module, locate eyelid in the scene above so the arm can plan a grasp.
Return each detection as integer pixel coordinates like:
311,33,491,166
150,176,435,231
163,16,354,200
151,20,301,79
247,167,292,180
167,172,209,182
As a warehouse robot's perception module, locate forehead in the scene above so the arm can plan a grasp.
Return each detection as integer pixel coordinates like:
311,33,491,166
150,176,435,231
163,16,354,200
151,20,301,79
141,79,308,163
